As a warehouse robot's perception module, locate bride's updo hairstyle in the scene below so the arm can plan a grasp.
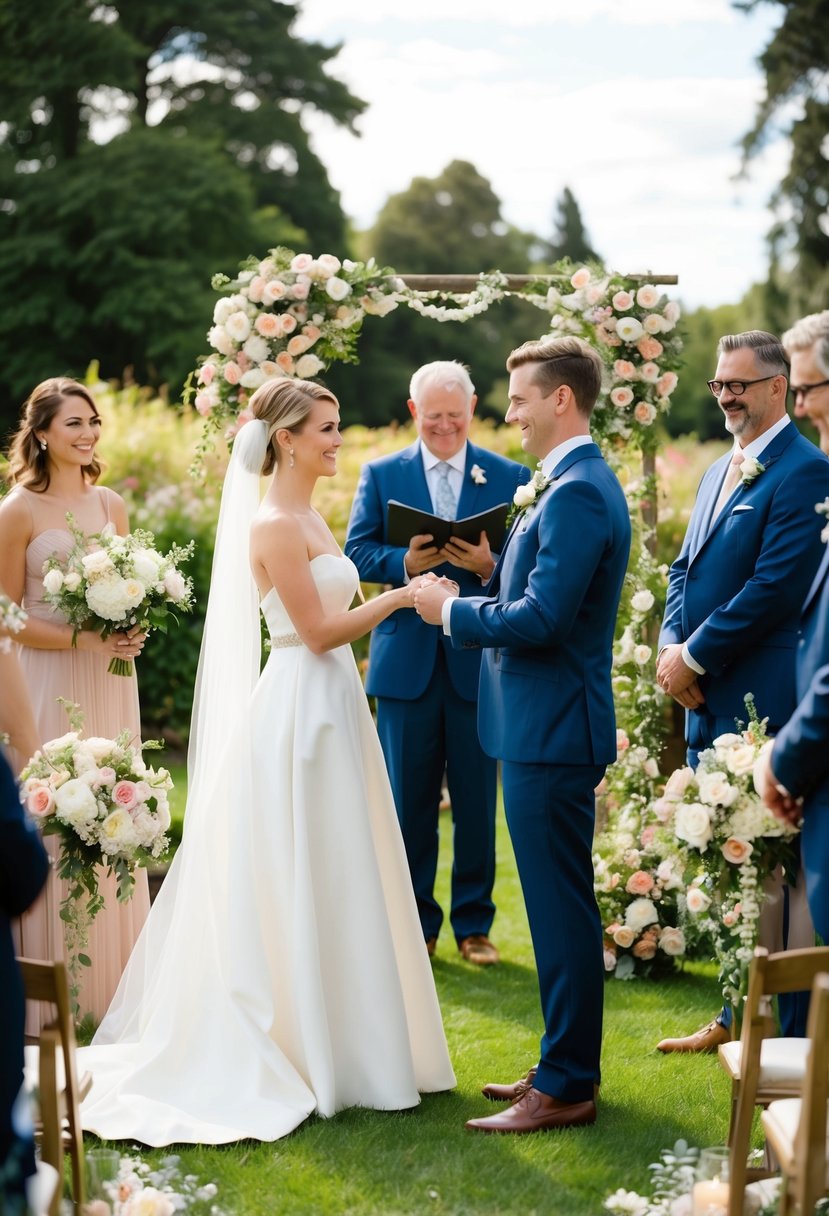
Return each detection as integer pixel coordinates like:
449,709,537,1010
249,377,339,476
7,377,103,491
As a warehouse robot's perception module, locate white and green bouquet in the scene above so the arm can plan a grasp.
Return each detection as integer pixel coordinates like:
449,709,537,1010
42,514,194,675
21,708,173,1005
0,592,27,652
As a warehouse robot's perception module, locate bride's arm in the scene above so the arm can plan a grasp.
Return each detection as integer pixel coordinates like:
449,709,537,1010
252,515,415,655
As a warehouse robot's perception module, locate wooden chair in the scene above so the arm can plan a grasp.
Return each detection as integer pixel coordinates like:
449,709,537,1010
762,972,829,1215
19,957,92,1215
718,945,829,1216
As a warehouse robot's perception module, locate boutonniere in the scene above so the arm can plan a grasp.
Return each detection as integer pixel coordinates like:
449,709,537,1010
470,463,487,485
506,465,551,527
739,455,765,485
816,497,829,543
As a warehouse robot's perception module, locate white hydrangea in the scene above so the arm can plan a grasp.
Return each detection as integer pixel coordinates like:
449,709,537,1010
54,779,99,836
242,334,270,364
86,576,143,622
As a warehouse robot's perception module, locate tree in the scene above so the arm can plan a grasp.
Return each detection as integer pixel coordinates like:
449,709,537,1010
736,0,829,315
543,186,600,265
327,161,541,427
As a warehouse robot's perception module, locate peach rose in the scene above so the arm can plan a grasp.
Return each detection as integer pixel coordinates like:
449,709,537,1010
659,926,685,956
290,279,310,301
287,334,312,357
612,925,635,949
606,922,621,936
634,402,657,425
616,728,630,757
721,838,753,866
276,351,295,374
570,267,592,289
611,386,634,408
263,280,286,304
636,284,661,309
255,313,281,338
626,870,655,896
603,948,617,971
280,314,298,336
303,324,322,344
198,362,216,385
633,937,657,960
223,362,241,385
722,909,739,928
640,361,660,383
112,780,139,810
614,359,637,379
27,785,55,817
637,336,663,360
685,886,711,914
643,313,665,334
246,275,265,303
640,825,656,848
657,372,678,397
612,290,634,311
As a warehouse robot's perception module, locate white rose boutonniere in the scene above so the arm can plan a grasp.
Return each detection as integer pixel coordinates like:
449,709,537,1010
816,496,829,542
470,463,487,485
739,455,765,485
506,466,551,527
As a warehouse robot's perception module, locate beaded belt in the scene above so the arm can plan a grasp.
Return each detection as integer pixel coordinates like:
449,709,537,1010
269,631,302,649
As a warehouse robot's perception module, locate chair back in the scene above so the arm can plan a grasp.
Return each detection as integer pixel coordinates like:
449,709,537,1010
794,972,829,1212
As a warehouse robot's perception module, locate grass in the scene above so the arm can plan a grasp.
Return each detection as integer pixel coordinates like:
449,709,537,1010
84,788,744,1215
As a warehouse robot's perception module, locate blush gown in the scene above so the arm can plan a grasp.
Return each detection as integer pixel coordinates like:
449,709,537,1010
12,486,150,1026
79,554,455,1144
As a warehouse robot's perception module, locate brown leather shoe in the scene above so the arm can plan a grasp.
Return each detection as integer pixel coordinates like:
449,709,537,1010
425,937,437,958
465,1087,596,1134
656,1018,731,1053
458,935,500,965
482,1067,537,1102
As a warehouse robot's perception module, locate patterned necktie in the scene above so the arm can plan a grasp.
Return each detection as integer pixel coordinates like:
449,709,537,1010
434,462,457,521
712,449,745,523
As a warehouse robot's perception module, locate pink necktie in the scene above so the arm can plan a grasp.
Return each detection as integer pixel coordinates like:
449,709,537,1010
712,449,745,522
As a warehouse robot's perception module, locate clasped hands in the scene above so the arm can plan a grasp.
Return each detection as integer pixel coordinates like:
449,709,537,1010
410,572,459,625
655,644,705,709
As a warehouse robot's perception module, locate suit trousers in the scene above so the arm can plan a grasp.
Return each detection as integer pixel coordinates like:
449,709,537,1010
375,645,497,943
501,759,605,1104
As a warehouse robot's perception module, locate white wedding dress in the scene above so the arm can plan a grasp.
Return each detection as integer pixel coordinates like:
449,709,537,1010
79,552,455,1145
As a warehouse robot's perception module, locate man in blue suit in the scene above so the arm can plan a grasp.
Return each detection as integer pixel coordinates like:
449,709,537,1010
416,337,631,1132
345,362,530,964
759,311,829,946
656,330,829,1053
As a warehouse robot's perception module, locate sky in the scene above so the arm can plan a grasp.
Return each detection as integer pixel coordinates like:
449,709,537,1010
290,0,787,310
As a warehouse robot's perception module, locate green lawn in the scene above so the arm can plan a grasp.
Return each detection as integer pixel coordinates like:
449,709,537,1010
106,789,741,1216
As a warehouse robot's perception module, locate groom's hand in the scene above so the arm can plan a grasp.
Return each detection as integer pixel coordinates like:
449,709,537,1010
656,643,705,708
415,577,458,625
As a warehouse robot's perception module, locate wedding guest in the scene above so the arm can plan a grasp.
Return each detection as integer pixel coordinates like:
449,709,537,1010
757,310,829,944
345,362,529,965
0,749,50,1214
0,644,40,765
0,377,149,1027
655,330,829,1052
416,336,630,1132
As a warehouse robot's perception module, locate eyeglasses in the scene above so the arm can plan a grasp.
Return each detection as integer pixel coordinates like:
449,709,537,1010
707,375,780,398
790,379,829,403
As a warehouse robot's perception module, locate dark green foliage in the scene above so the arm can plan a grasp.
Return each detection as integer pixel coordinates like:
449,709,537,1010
541,185,601,266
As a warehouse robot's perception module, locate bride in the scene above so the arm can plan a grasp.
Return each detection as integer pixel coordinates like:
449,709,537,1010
79,378,455,1145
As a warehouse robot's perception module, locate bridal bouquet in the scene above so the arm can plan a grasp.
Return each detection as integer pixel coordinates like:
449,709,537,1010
20,711,173,1005
0,592,27,652
41,515,194,675
654,700,800,1008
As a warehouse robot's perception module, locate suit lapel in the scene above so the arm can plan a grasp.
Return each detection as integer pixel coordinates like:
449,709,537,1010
802,542,829,615
397,440,433,513
456,443,483,520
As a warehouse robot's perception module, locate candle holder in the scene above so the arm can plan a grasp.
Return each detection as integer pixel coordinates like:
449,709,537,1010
84,1146,121,1214
692,1147,730,1216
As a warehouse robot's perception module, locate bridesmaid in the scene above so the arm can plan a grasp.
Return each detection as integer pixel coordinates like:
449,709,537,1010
0,377,150,1026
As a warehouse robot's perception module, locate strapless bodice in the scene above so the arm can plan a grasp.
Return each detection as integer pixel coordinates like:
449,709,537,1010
260,553,359,644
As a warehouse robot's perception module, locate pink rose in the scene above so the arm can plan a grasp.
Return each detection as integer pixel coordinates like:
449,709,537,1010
112,780,139,810
27,785,55,818
198,363,216,385
302,324,322,344
659,927,685,956
723,910,739,928
626,870,655,896
290,280,310,301
610,386,634,408
633,938,657,960
610,872,621,889
255,313,281,338
223,362,242,385
280,314,298,336
194,392,215,417
721,838,753,866
236,350,250,371
636,337,663,360
570,267,591,289
634,402,657,425
290,254,314,274
614,360,637,380
657,372,678,397
636,284,661,309
663,301,681,324
247,275,265,303
606,922,621,936
640,361,660,383
612,290,634,311
262,280,286,304
652,798,674,824
640,826,656,848
616,728,630,757
276,352,295,374
603,948,618,972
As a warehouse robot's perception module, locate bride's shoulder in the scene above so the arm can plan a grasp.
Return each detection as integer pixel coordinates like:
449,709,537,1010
251,506,305,556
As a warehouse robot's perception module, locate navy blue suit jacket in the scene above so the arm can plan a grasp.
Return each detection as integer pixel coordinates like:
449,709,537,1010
449,443,631,765
772,543,829,805
660,424,829,731
345,439,530,702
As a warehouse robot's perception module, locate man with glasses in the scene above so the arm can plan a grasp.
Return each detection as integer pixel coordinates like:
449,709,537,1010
758,311,829,949
655,329,829,1053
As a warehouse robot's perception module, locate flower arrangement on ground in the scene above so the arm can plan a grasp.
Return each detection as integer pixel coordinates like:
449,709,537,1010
84,1153,230,1216
20,708,173,1005
0,592,26,652
41,515,194,676
654,700,800,1008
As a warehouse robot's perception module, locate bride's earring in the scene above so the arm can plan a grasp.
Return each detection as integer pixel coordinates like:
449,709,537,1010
289,447,295,469
39,439,47,451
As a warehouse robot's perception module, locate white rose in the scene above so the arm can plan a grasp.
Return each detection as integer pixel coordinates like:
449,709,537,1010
54,778,99,830
242,335,270,364
643,758,660,779
325,276,351,301
663,766,695,800
83,737,116,763
63,571,82,591
81,550,116,579
625,897,659,932
240,368,267,389
360,292,398,317
726,745,757,777
616,317,645,343
43,568,64,594
674,802,714,850
121,1186,176,1216
634,644,652,666
295,354,325,379
212,297,235,325
132,549,162,588
631,589,654,613
224,311,252,343
685,886,712,914
663,301,681,324
697,771,739,808
163,568,187,602
316,253,341,278
207,325,236,357
513,483,536,508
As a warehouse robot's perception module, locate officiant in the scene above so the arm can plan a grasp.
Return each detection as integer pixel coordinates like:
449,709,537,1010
345,361,529,964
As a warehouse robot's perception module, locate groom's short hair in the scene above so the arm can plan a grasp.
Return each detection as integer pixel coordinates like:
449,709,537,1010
506,336,603,418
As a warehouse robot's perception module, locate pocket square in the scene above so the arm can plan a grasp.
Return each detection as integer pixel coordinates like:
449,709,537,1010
731,505,754,513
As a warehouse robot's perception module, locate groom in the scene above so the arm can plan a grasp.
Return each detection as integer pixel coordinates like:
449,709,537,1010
415,336,631,1133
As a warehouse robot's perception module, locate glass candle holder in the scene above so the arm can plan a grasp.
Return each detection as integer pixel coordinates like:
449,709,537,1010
692,1146,730,1216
